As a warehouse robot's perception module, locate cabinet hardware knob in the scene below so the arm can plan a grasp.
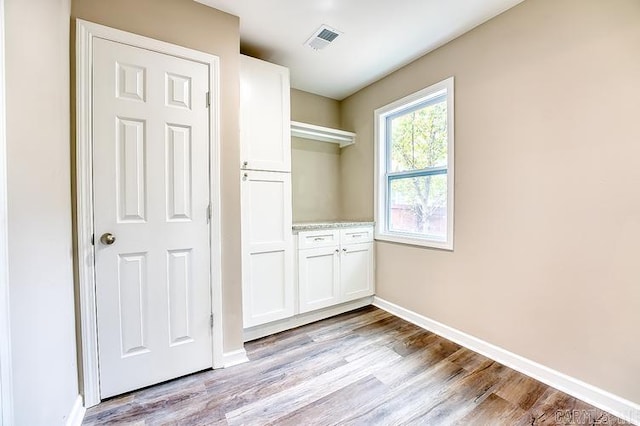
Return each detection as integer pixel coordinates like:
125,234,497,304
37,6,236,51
335,249,339,253
242,173,248,181
343,248,347,252
242,161,248,168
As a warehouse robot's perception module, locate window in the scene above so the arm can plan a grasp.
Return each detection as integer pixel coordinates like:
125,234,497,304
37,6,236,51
375,77,454,250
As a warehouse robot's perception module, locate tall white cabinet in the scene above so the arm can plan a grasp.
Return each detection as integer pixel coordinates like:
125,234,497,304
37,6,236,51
240,55,294,328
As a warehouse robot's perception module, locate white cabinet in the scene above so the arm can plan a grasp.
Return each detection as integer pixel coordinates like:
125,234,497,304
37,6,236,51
297,226,374,314
241,170,293,328
298,246,341,312
240,55,294,329
341,242,374,301
240,55,291,173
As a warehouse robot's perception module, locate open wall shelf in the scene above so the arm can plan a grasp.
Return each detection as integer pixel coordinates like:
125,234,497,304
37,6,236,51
291,121,356,148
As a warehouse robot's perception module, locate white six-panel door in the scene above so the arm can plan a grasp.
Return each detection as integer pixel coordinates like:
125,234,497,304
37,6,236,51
92,38,213,398
241,170,294,328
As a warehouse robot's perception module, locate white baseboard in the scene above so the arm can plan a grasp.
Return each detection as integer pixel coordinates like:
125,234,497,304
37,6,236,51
65,395,86,426
243,297,374,342
373,297,640,425
221,349,249,368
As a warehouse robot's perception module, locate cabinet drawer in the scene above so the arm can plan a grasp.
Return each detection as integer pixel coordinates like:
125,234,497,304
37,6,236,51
340,227,373,245
298,229,340,249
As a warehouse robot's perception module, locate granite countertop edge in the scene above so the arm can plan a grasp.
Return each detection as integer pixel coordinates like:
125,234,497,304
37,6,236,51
292,221,375,231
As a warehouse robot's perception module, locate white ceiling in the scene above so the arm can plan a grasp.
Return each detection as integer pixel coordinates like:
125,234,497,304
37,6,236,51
196,0,525,100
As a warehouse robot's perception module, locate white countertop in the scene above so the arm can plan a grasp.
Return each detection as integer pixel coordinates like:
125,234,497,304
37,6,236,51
292,220,374,231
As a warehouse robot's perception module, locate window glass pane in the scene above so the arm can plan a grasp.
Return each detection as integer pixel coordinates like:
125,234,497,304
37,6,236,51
389,97,447,172
389,174,447,240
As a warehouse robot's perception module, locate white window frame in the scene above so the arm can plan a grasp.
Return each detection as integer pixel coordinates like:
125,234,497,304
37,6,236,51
374,77,455,250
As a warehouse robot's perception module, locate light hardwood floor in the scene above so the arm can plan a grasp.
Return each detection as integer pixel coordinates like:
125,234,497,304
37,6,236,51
84,306,628,425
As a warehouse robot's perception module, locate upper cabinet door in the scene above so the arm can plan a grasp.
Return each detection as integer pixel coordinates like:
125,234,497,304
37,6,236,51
240,55,291,172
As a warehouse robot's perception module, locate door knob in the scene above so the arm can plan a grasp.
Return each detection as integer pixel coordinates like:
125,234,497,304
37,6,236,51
100,232,116,245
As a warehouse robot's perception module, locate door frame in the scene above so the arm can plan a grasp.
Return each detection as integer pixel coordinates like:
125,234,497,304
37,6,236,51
75,19,224,407
0,0,14,423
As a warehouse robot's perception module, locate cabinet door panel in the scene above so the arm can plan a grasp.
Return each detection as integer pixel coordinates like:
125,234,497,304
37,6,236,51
241,170,293,327
240,55,291,172
247,178,285,248
340,242,374,302
298,247,340,314
245,250,288,324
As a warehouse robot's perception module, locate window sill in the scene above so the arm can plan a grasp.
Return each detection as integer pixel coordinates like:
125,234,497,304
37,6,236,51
374,232,453,251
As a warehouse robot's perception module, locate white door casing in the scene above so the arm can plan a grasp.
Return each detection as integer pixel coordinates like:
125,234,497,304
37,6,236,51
76,20,223,406
0,0,13,422
241,170,294,328
239,55,290,173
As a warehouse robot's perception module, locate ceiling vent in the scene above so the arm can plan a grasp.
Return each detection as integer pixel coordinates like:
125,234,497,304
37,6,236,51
305,25,342,51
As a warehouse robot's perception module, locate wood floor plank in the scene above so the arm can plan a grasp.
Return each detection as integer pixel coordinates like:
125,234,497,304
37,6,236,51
373,333,460,386
494,368,549,411
205,355,348,415
400,360,510,425
270,375,388,426
305,307,391,342
224,344,401,425
244,326,314,360
390,327,437,356
454,393,526,425
340,359,468,425
447,346,493,373
522,387,581,425
84,307,628,426
204,332,358,387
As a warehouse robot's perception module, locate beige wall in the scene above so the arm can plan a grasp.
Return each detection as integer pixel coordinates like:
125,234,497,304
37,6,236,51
291,89,341,128
290,89,342,222
5,0,79,423
341,0,640,403
71,0,245,355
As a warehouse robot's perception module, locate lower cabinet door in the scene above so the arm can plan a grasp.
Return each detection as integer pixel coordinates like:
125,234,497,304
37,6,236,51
243,249,294,327
298,246,341,313
340,242,374,302
241,170,294,328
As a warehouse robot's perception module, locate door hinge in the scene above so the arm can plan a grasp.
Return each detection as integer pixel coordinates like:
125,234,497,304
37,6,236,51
206,91,210,108
210,314,214,328
207,203,212,223
91,234,94,246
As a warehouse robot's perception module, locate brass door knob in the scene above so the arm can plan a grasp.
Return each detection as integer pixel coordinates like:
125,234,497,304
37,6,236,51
100,232,116,245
